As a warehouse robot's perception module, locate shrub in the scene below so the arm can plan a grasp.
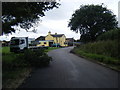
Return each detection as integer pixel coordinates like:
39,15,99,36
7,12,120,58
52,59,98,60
77,40,120,59
18,49,52,67
97,28,120,41
3,48,52,71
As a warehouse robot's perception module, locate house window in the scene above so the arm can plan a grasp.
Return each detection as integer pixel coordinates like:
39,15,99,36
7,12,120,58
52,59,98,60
44,42,46,44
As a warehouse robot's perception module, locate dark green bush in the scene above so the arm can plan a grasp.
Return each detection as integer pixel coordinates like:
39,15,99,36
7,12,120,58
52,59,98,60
78,40,120,59
3,49,52,71
19,49,52,67
97,28,120,41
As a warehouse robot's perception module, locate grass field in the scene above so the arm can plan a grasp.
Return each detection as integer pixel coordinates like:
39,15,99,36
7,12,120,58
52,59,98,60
2,47,10,53
2,47,17,63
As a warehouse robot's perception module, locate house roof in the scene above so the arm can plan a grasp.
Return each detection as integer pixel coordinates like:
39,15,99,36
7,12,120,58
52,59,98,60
35,36,45,41
51,34,64,37
66,38,74,40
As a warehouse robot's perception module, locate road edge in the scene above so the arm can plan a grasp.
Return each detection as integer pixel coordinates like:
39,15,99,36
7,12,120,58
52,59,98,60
70,50,120,72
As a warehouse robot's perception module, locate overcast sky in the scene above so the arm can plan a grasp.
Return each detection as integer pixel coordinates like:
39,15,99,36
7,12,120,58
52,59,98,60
0,0,119,41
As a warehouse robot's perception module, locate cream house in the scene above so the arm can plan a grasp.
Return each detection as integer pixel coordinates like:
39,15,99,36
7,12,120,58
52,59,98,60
45,31,66,46
36,31,67,47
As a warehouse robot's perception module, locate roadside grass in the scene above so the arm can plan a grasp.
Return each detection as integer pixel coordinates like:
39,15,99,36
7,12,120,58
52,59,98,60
72,29,120,71
2,47,10,54
72,46,120,71
78,40,119,59
3,67,32,88
2,47,31,88
2,46,61,89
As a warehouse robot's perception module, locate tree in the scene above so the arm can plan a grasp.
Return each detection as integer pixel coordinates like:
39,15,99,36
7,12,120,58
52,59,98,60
2,2,60,35
68,4,117,42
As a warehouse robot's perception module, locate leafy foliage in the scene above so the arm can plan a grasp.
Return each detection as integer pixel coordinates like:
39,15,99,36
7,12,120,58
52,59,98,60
3,48,52,71
20,49,52,67
2,47,57,88
68,4,117,42
75,40,120,59
97,28,120,41
2,2,60,34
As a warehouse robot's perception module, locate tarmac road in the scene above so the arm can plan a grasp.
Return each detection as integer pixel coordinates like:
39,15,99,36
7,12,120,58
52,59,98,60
19,47,119,88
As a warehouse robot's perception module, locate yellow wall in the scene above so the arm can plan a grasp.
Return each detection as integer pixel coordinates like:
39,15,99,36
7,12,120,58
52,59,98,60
37,41,49,46
61,35,67,46
45,32,67,46
45,35,54,41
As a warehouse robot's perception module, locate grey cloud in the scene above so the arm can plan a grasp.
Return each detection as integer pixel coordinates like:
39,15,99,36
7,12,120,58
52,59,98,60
43,1,76,21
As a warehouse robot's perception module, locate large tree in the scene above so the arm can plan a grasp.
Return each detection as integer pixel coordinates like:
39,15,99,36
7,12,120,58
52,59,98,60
68,4,117,42
2,2,60,35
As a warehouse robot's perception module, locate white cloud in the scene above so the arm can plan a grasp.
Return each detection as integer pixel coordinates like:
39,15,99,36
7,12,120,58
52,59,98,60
36,19,80,39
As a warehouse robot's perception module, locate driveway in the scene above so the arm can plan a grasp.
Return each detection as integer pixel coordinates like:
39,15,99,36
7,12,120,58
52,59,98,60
19,47,119,88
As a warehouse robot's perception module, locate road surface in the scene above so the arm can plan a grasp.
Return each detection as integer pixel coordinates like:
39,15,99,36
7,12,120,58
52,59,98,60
19,47,119,88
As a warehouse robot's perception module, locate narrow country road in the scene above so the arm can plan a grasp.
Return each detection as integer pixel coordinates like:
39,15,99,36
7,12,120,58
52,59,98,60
19,47,119,88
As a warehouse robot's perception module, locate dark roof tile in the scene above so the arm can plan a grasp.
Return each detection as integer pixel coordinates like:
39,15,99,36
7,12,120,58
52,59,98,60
51,34,64,37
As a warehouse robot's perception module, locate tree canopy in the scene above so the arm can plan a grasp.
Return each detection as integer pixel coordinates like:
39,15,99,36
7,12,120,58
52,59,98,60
2,2,60,35
68,4,117,42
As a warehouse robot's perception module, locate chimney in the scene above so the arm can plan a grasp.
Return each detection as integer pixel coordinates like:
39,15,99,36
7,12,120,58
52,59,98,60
48,31,51,35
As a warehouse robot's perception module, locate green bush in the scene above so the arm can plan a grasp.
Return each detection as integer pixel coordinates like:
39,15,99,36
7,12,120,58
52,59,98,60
18,49,52,67
3,48,52,71
72,29,120,69
97,28,120,41
77,40,119,59
2,47,53,88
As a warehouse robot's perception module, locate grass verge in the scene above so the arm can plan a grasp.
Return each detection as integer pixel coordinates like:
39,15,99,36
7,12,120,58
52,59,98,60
2,46,61,89
2,47,32,89
71,47,120,71
3,68,32,89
